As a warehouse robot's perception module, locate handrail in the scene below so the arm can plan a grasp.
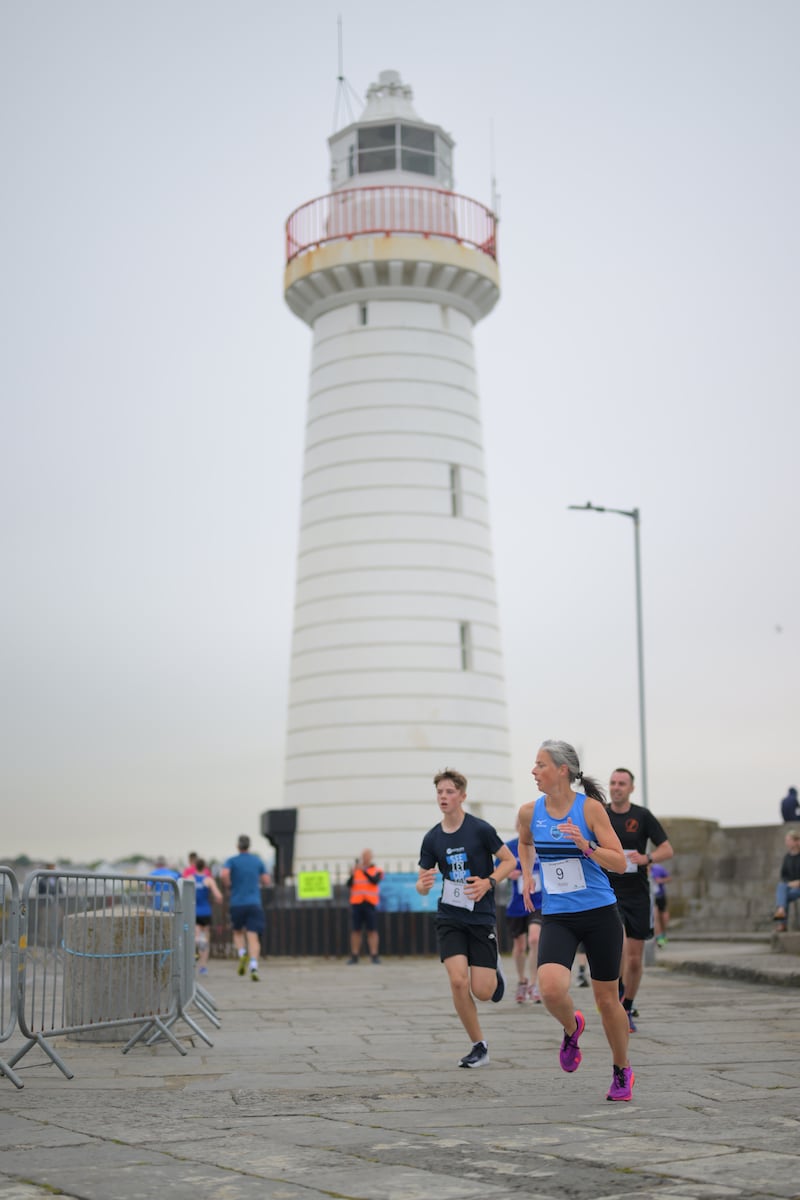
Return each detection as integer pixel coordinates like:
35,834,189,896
286,185,497,264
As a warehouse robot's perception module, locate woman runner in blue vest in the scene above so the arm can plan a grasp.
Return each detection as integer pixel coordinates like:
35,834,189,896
517,739,634,1102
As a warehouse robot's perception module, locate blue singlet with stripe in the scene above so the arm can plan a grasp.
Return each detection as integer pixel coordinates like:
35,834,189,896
532,792,618,915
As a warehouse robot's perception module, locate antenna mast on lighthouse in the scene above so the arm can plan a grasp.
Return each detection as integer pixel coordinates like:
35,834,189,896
332,16,361,132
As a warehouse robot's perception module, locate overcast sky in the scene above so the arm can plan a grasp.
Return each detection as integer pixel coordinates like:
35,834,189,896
2,1,798,865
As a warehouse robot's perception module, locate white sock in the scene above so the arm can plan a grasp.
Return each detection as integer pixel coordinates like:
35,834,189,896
249,959,258,971
237,948,246,958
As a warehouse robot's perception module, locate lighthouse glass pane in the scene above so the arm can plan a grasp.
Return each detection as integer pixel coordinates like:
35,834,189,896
357,124,398,173
400,125,434,151
401,150,436,175
400,124,436,176
359,148,397,172
359,125,396,149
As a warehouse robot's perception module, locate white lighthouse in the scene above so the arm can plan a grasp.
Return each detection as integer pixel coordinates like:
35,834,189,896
269,70,514,877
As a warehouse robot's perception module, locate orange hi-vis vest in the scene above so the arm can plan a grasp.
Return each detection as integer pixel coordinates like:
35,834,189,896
349,866,381,906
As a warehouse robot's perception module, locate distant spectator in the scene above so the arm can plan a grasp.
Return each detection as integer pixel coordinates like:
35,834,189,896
780,787,800,823
650,862,671,946
346,849,384,964
149,856,180,911
773,830,800,932
37,863,62,897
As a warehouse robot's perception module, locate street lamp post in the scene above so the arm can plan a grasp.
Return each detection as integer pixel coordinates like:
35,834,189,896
567,501,649,809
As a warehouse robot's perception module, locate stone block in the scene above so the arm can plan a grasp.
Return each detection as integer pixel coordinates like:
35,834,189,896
63,909,175,1042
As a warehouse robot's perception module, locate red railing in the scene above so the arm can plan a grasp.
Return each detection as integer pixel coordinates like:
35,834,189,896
285,185,497,264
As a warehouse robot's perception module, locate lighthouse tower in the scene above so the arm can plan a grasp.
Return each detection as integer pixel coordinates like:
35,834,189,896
271,70,514,877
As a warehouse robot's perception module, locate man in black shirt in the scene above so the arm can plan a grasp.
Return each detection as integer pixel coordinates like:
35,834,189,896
606,768,673,1032
417,768,515,1068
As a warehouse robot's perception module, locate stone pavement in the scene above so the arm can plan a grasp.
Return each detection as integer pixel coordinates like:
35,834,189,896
656,932,800,987
1,941,799,1200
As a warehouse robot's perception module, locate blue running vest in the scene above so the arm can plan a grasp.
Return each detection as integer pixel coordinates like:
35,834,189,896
532,793,618,914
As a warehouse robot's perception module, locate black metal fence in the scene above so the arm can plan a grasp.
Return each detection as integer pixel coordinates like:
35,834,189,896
209,885,513,959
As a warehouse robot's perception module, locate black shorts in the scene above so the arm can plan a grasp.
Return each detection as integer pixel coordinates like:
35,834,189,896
195,915,212,927
436,917,499,969
507,914,542,939
351,902,378,932
614,889,654,941
538,903,623,982
654,894,667,913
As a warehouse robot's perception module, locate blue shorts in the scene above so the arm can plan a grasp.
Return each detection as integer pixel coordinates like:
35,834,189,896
230,903,265,934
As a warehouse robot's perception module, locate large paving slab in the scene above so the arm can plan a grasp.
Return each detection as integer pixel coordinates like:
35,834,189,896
1,948,799,1199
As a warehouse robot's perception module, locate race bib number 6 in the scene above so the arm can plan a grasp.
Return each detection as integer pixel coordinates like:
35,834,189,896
442,878,475,911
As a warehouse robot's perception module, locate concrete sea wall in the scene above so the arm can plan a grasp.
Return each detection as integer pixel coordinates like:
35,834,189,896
664,819,796,933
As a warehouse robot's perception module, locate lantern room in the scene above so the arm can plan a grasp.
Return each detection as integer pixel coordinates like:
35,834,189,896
329,69,454,191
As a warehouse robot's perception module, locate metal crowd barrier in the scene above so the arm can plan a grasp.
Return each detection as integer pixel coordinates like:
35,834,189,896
180,880,220,1033
0,868,23,1088
0,869,219,1088
145,879,219,1048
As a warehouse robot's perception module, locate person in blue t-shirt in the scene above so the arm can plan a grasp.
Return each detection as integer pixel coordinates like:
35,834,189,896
500,819,543,1004
220,835,271,982
149,857,181,911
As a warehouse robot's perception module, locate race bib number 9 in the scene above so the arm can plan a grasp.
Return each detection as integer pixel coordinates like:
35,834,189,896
541,858,587,893
442,878,475,911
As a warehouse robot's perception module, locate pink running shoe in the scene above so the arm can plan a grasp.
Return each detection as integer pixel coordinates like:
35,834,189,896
529,984,542,1004
559,1010,586,1072
607,1065,635,1101
515,980,529,1004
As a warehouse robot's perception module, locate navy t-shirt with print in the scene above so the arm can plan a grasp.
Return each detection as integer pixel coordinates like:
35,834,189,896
419,813,504,926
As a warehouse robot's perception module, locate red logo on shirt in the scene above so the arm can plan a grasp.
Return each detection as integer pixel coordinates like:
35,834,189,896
625,818,639,833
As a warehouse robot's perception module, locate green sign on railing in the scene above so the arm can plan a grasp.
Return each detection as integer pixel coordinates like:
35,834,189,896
296,871,332,901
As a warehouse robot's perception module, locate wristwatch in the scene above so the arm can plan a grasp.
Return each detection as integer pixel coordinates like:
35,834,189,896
583,841,599,858
487,877,496,891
